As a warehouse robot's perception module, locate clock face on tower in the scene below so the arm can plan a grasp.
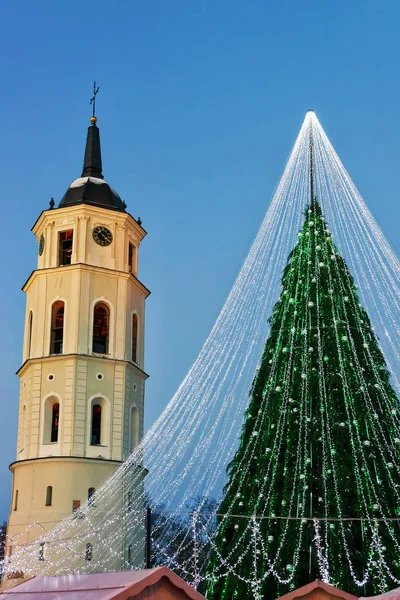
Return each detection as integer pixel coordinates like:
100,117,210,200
92,226,113,247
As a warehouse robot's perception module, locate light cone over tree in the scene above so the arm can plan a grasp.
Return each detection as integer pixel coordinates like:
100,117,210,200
5,113,400,599
206,116,400,599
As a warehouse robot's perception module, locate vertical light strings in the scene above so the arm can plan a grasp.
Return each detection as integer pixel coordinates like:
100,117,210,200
5,112,400,595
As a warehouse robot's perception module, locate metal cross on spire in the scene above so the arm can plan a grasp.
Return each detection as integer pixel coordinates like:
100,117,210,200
90,81,100,120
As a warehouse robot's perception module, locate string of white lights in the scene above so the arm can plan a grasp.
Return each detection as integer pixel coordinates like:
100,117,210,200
4,112,400,596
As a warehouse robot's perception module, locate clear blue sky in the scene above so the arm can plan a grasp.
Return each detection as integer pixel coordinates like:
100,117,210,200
1,0,400,520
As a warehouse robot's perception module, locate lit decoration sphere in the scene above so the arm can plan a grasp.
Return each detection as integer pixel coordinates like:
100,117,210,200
302,329,307,335
301,373,307,379
281,500,287,506
374,383,379,389
283,290,288,295
308,209,312,213
316,245,321,250
341,335,348,342
319,262,325,267
308,301,314,307
329,523,335,529
392,409,397,415
289,298,295,304
364,440,371,446
234,524,239,530
331,255,336,260
373,504,379,511
252,431,259,436
291,327,296,333
239,501,243,506
309,347,313,352
306,458,311,464
222,538,226,542
394,438,400,444
331,448,336,455
388,462,394,469
275,386,282,392
344,296,349,302
286,564,292,571
271,424,275,429
340,422,346,427
312,277,316,283
309,221,314,226
299,474,305,479
327,236,331,241
363,343,368,348
306,417,311,422
327,469,332,474
268,359,272,364
323,356,329,362
306,231,310,236
236,493,241,498
268,535,274,541
293,408,298,413
329,288,333,293
318,497,323,502
282,347,288,353
301,518,307,523
265,448,271,453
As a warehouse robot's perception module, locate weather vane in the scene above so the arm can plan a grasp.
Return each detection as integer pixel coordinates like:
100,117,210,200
90,81,100,121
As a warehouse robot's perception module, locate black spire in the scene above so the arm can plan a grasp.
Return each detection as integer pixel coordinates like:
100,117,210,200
81,117,103,179
58,84,126,212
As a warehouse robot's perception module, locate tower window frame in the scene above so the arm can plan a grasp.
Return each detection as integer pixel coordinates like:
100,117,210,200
14,490,18,511
27,311,33,358
128,242,136,274
45,486,53,507
131,313,138,364
91,404,102,445
92,303,110,354
43,396,61,445
51,403,60,443
50,301,65,355
58,229,73,266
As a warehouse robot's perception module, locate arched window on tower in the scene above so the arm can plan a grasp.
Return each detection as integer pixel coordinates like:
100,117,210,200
50,301,64,354
91,404,102,445
28,311,33,358
92,303,109,354
51,403,59,443
43,397,61,445
45,486,53,506
132,314,138,364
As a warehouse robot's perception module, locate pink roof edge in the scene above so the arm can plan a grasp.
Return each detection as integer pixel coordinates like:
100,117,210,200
0,567,206,600
276,580,359,600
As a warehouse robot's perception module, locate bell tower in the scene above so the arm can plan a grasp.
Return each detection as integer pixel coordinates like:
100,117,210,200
5,110,149,564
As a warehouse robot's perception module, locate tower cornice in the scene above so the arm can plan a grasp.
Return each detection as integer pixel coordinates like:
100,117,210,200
16,352,150,378
22,263,151,298
31,204,147,239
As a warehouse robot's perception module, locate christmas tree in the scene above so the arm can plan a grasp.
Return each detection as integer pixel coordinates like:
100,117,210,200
206,124,400,599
